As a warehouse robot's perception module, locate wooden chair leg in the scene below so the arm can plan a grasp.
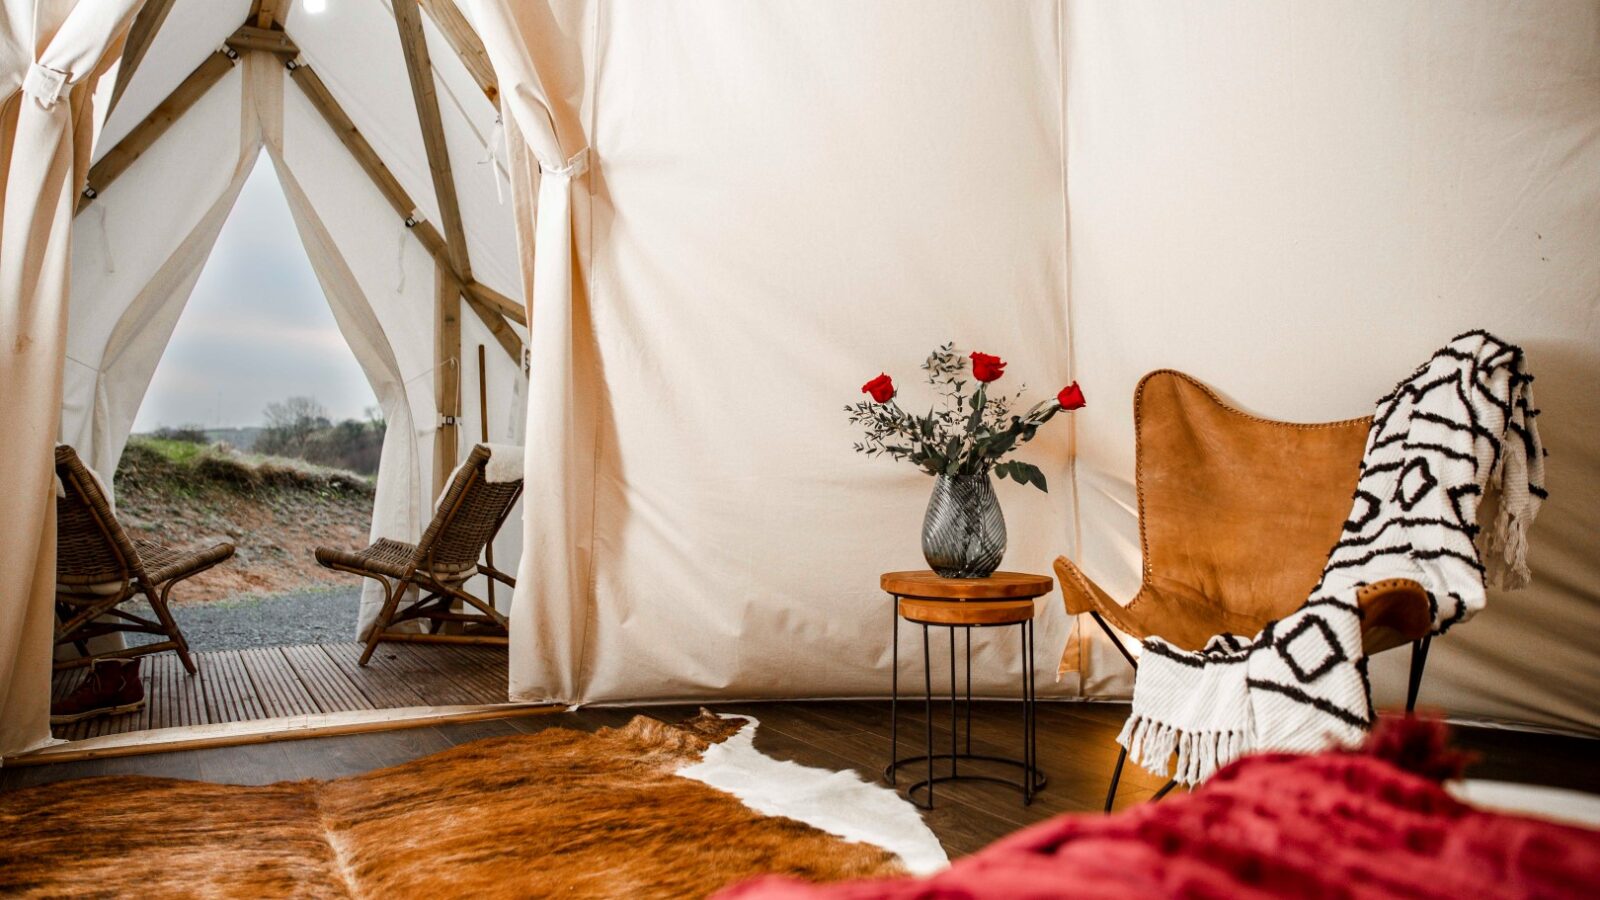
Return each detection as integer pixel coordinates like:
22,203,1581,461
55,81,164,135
359,579,406,666
146,585,196,674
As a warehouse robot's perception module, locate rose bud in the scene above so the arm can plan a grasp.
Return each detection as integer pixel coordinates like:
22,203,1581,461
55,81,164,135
1057,382,1086,410
862,373,896,403
970,352,1007,383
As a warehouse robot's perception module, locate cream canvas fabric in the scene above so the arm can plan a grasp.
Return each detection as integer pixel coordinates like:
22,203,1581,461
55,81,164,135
1,0,142,757
475,0,1599,733
1,1,1595,759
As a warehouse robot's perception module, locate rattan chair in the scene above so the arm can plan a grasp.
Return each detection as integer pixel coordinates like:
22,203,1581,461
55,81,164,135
316,444,522,665
54,445,234,673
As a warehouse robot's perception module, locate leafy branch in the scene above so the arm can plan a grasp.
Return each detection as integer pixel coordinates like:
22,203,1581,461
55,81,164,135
848,343,1073,492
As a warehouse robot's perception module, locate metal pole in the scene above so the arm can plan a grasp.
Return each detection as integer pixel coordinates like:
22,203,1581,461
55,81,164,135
964,625,972,756
888,596,898,784
923,624,934,808
949,625,957,778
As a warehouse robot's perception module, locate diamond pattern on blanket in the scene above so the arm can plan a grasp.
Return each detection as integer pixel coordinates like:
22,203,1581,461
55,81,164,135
1394,457,1438,511
1273,616,1346,684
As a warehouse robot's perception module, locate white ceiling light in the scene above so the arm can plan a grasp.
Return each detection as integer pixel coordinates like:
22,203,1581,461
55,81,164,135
303,0,327,14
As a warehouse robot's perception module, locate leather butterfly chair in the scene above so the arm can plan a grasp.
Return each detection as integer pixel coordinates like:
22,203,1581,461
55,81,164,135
1056,370,1435,810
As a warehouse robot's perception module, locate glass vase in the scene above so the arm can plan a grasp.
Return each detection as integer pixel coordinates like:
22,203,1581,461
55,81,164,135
921,471,1006,578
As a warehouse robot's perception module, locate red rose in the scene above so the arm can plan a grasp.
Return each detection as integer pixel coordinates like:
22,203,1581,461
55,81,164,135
1057,382,1086,410
862,373,896,403
970,352,1006,383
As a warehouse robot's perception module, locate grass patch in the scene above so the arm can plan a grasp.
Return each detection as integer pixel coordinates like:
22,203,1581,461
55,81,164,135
117,436,375,499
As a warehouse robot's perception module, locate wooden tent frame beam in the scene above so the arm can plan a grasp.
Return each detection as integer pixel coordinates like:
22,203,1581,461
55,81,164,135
286,59,524,367
392,0,473,282
418,0,498,103
250,0,287,30
79,11,524,366
79,49,237,212
105,0,178,121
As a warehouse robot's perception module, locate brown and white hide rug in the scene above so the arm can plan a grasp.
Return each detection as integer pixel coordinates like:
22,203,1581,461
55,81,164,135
0,711,945,898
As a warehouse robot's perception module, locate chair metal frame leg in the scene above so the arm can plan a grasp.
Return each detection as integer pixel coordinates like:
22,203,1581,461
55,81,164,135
1094,611,1139,813
1405,635,1432,713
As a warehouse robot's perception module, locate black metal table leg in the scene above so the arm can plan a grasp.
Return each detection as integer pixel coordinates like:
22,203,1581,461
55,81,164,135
887,597,898,785
923,624,934,808
964,626,972,756
949,626,958,778
882,582,1051,811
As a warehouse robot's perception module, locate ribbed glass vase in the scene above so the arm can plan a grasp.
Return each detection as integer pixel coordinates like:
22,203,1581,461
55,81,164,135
921,472,1007,578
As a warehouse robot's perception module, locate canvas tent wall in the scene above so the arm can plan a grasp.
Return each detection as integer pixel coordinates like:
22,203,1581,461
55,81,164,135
1,0,1596,760
60,0,531,643
471,0,1600,736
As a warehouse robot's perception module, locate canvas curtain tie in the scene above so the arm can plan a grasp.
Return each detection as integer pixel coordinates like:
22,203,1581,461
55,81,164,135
539,148,590,179
484,114,508,204
21,63,71,108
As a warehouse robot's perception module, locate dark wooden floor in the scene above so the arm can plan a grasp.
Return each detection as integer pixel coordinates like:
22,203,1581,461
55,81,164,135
51,642,509,741
7,700,1595,857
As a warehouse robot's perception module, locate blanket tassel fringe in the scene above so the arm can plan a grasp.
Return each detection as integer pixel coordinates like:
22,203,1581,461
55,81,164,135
1118,715,1248,786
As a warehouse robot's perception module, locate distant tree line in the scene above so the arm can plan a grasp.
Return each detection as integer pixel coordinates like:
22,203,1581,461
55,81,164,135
258,397,386,475
152,396,386,476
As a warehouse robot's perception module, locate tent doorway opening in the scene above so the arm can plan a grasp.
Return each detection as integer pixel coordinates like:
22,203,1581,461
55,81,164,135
52,155,512,746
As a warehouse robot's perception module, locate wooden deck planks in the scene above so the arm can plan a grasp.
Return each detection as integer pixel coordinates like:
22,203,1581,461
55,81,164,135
48,643,511,742
281,644,376,714
198,649,268,724
236,647,321,719
317,642,432,710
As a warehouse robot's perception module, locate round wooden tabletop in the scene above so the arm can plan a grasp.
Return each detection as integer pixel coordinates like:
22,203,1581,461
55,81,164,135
880,570,1054,601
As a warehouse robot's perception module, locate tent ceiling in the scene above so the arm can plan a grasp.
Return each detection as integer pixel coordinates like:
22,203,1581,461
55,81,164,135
88,0,524,310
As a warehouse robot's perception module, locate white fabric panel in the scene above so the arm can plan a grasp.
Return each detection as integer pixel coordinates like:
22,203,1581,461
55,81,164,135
288,0,521,299
1,0,142,758
63,63,247,479
1064,1,1600,734
278,63,436,637
480,0,1077,703
95,0,247,155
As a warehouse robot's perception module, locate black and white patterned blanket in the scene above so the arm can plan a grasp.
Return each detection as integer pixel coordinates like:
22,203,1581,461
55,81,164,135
1120,332,1547,784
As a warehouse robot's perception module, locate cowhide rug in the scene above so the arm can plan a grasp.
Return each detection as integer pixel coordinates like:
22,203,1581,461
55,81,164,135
0,711,943,898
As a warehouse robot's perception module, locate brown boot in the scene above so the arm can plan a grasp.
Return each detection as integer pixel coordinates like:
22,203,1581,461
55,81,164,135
51,658,146,725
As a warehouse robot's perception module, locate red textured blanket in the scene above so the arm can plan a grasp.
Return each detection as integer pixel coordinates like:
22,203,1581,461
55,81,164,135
724,721,1600,899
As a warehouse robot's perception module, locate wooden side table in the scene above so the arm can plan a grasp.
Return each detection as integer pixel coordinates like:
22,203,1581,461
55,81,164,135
881,570,1053,809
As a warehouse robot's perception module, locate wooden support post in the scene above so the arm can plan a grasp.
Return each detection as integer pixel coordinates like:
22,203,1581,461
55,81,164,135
434,268,463,499
250,0,286,29
224,25,299,56
106,0,178,120
79,50,236,211
465,281,525,326
393,0,472,281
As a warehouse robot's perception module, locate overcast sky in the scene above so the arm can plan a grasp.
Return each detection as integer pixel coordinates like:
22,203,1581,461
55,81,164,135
132,156,378,432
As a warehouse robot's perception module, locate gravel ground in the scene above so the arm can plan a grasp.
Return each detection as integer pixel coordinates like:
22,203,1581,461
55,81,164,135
126,586,362,652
